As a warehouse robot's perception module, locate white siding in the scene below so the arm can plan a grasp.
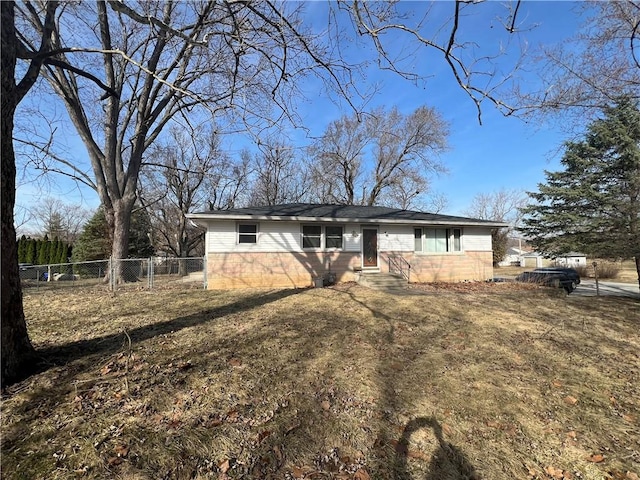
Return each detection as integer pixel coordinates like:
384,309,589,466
206,220,494,253
207,221,237,252
462,227,493,251
207,220,301,253
344,224,361,252
379,225,414,251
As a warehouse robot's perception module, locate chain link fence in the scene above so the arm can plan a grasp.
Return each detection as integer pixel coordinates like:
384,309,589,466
20,256,206,292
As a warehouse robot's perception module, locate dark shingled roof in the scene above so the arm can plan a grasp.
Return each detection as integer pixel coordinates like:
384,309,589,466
188,203,507,227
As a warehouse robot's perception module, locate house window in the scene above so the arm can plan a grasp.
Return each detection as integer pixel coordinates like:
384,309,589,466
414,228,423,252
238,223,258,244
415,228,462,252
301,225,344,249
302,225,322,248
325,226,344,249
452,228,461,251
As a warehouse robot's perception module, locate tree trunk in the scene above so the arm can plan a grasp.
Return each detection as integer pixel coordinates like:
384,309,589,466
1,2,36,386
106,199,135,283
635,256,640,292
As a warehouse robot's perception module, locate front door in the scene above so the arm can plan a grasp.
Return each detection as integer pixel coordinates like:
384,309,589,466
362,228,378,267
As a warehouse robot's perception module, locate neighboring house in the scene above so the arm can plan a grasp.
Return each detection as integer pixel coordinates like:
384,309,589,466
498,247,528,267
187,203,508,289
553,252,587,267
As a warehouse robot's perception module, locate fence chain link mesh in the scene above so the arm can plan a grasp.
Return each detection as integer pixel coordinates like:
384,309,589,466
19,257,205,292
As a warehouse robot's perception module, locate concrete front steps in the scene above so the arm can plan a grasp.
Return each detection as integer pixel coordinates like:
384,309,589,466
356,272,408,292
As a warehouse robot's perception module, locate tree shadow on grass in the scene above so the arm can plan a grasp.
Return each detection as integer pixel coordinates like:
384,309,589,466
395,417,478,480
333,285,477,479
30,288,301,378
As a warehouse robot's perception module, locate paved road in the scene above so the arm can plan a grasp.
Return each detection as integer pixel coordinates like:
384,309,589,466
572,279,639,298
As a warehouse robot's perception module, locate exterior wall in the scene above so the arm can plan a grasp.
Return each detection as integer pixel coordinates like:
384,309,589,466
382,251,494,283
206,251,361,289
206,220,363,253
204,220,495,289
554,256,587,267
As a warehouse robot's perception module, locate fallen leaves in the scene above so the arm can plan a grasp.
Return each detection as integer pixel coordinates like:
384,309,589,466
585,454,605,463
228,357,242,367
564,396,578,406
353,468,371,480
543,465,580,479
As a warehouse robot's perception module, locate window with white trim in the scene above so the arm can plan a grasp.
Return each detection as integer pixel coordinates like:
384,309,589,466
238,223,258,244
302,225,322,248
301,225,344,250
414,228,462,252
325,226,344,249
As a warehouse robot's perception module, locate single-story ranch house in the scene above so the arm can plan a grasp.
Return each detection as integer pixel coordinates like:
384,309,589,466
187,203,508,289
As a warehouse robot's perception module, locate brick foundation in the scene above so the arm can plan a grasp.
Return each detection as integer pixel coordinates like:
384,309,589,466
206,251,361,289
206,250,494,289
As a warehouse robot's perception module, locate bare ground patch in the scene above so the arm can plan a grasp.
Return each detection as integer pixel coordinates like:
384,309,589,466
2,284,639,479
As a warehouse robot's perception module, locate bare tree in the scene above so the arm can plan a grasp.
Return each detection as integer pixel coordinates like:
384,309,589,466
310,106,448,206
249,140,310,206
342,1,530,122
29,197,92,243
1,0,47,385
512,1,640,122
17,1,360,283
138,125,250,266
308,114,369,205
464,189,528,265
13,204,34,236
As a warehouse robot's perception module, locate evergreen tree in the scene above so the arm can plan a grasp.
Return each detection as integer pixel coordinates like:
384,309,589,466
17,235,27,263
128,208,154,258
37,235,50,265
26,239,36,265
48,237,59,264
45,212,65,239
521,98,640,288
72,207,153,262
71,209,111,262
56,239,68,264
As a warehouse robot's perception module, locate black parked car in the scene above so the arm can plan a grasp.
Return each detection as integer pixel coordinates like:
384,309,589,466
516,267,581,293
533,267,581,285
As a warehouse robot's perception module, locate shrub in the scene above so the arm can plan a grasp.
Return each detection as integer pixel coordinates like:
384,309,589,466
594,261,620,279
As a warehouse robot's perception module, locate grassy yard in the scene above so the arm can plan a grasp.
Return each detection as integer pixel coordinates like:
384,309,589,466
2,284,639,480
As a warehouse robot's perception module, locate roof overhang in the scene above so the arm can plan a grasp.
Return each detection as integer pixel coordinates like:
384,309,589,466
186,212,509,229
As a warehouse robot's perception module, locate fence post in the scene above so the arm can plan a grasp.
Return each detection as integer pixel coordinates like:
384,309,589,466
202,255,207,290
148,257,153,290
109,257,115,292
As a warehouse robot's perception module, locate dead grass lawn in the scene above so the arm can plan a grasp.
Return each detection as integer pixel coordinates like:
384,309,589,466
2,283,639,480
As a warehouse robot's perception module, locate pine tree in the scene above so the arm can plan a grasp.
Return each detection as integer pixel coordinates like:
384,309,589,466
521,98,640,288
17,235,27,263
71,209,111,262
72,207,153,263
56,240,68,264
48,237,59,265
37,235,50,265
26,239,37,264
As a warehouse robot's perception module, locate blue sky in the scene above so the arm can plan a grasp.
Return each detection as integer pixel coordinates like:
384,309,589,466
289,0,585,214
15,1,587,231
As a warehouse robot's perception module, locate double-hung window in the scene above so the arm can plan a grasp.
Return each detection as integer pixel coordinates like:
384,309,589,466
302,225,322,248
238,223,258,244
325,226,344,249
302,225,343,249
415,227,462,252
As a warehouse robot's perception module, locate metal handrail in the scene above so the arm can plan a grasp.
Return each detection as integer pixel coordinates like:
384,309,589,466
388,254,411,282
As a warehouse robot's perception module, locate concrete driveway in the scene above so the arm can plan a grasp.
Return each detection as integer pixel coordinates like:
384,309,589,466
572,279,639,298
